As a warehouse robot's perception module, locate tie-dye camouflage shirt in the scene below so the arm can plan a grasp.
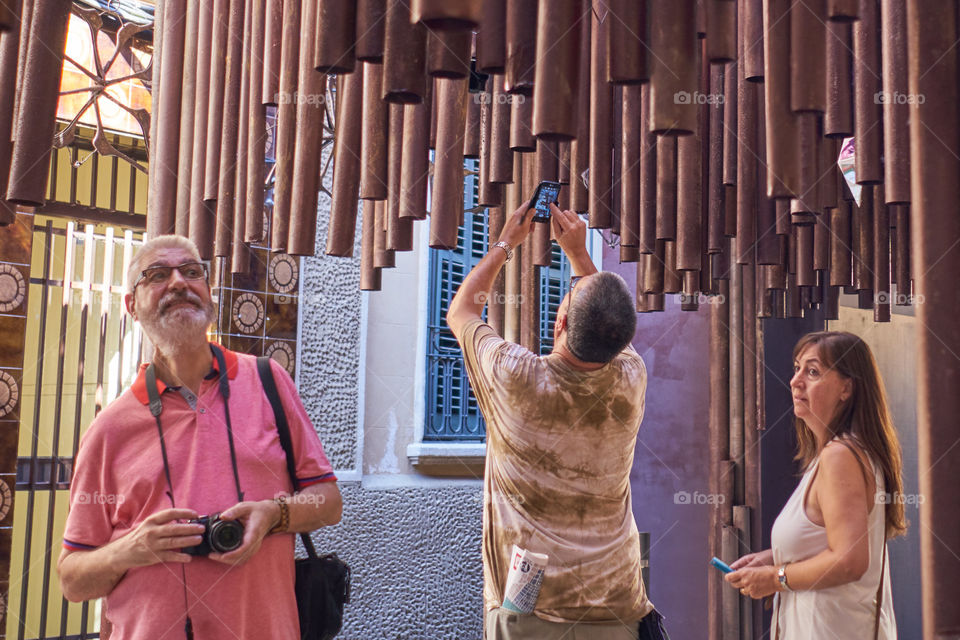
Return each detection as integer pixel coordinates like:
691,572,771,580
459,319,654,624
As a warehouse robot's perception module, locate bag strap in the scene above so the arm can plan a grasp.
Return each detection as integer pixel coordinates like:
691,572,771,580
256,356,318,559
874,541,886,640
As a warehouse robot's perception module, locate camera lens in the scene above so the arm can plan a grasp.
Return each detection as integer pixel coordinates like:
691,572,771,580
209,518,244,553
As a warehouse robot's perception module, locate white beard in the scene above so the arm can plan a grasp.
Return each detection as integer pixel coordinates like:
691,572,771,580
139,290,217,356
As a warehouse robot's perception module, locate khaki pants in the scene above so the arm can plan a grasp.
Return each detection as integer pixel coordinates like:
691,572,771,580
485,608,640,640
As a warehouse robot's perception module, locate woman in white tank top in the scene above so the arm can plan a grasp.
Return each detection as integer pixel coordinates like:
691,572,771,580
724,331,906,639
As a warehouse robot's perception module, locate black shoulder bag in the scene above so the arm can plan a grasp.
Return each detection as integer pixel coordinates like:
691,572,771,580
256,357,351,640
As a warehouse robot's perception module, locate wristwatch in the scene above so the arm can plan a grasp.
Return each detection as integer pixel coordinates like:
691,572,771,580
777,564,792,591
493,241,513,261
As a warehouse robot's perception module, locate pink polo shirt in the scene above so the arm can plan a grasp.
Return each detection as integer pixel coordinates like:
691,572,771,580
63,345,336,640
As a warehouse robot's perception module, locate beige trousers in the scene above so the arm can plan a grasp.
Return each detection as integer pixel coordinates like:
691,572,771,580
484,608,640,640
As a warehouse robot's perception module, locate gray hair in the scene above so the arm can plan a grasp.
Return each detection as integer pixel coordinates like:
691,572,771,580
127,235,202,294
565,272,637,363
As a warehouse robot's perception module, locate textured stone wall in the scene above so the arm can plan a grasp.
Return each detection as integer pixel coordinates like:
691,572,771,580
299,182,363,471
309,483,484,640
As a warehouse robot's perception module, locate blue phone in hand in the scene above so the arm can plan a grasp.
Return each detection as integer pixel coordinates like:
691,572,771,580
710,557,734,574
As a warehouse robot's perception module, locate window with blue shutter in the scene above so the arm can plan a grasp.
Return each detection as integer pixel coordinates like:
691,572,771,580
424,160,574,442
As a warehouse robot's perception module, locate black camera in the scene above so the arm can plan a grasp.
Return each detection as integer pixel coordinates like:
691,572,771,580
183,513,245,556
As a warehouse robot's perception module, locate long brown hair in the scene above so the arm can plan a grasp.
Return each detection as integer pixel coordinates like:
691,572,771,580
792,331,907,538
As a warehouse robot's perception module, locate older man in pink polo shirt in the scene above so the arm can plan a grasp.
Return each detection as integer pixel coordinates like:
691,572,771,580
57,235,342,639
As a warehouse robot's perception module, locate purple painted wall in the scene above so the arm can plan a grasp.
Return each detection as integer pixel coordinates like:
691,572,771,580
606,255,712,639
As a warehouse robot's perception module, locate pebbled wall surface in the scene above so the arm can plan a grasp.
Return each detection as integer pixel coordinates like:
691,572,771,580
298,162,486,639
308,483,484,640
299,175,362,471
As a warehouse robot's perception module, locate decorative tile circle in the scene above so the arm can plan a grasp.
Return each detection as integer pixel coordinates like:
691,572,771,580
265,341,296,376
232,293,264,335
0,477,10,522
0,264,26,313
0,370,18,418
268,254,299,295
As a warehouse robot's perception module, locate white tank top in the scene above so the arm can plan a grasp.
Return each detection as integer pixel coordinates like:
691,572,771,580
770,448,896,639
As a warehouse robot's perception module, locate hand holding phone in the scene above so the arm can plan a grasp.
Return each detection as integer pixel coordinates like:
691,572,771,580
527,181,562,222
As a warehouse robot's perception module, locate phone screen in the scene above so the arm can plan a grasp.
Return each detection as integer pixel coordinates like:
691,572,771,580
531,181,561,221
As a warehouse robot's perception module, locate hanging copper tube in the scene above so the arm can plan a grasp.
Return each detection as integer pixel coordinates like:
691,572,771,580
819,137,840,211
189,1,215,257
643,246,665,294
814,212,831,271
356,0,385,62
872,183,890,321
262,0,282,105
827,201,853,284
880,0,909,204
589,7,613,228
204,0,230,202
558,141,571,185
503,162,523,342
610,84,623,235
476,0,506,73
245,0,267,243
288,0,326,255
677,119,702,270
707,64,725,253
271,0,301,252
853,0,882,184
327,71,364,256
373,199,395,268
519,233,540,352
431,77,469,249
728,239,743,506
656,136,677,240
608,0,649,83
412,0,482,29
479,84,505,208
385,104,414,252
722,59,737,187
756,89,779,264
639,86,657,253
707,278,730,640
427,28,472,78
6,0,67,206
893,204,910,299
232,0,253,262
795,224,815,287
360,201,382,290
648,0,698,134
314,1,356,73
11,0,31,130
510,94,536,152
854,185,874,291
401,81,432,218
824,21,853,138
774,198,791,235
175,1,200,237
791,113,820,223
145,0,186,233
484,204,506,335
741,261,761,594
790,0,827,113
762,0,799,198
620,86,642,248
706,0,736,63
827,0,857,20
736,76,758,264
532,0,581,140
682,270,700,308
722,184,737,239
0,0,20,226
464,90,481,158
382,0,427,103
663,241,682,293
742,0,763,81
361,62,389,200
488,76,514,183
215,0,245,256
504,0,536,95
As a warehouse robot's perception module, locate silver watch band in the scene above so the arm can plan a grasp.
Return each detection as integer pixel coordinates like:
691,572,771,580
493,241,513,261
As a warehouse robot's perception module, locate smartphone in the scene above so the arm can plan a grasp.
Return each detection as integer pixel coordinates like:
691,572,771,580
710,557,734,574
527,180,562,222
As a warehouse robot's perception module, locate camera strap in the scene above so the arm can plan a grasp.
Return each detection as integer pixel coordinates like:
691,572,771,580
145,344,245,505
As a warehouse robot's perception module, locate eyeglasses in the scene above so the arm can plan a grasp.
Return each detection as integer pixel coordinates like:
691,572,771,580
570,275,585,291
132,261,208,293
